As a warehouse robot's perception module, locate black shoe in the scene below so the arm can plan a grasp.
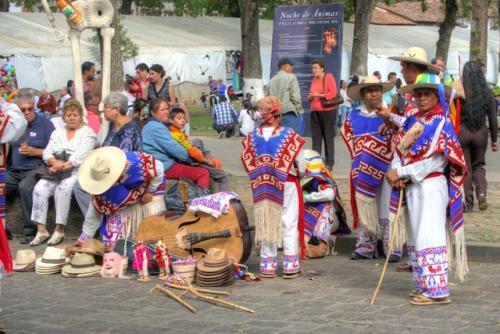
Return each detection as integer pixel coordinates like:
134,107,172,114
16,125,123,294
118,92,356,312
350,251,372,260
388,254,402,263
20,235,34,245
5,227,12,240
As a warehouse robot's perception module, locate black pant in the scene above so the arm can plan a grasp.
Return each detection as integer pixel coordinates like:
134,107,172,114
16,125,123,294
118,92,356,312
5,167,39,236
459,125,488,208
213,123,235,138
311,109,338,167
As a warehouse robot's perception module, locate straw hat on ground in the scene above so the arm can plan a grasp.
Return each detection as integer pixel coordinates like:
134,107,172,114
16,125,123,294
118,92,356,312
78,146,127,195
13,249,37,272
74,238,106,257
388,47,441,73
195,248,234,287
62,252,102,277
347,75,394,100
35,247,67,274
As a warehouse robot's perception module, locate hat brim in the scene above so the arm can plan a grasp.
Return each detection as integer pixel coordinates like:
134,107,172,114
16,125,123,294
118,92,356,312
347,82,394,100
62,264,102,275
387,55,441,73
196,258,234,273
399,83,452,95
13,259,36,271
78,147,127,195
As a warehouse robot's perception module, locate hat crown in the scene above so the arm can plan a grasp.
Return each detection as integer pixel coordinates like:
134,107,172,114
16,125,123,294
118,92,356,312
90,157,112,181
414,73,440,85
401,47,429,63
80,238,105,256
43,246,66,260
71,252,96,266
204,248,228,263
360,75,383,85
15,249,36,264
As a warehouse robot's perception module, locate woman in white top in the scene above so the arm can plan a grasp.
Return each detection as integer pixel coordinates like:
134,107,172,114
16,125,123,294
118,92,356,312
238,100,256,136
30,99,97,246
339,80,351,127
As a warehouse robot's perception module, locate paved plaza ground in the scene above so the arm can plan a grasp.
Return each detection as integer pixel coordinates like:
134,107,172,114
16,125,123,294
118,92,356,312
1,136,500,333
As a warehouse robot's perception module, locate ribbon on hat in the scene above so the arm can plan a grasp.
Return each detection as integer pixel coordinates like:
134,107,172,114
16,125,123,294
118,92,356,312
260,103,282,126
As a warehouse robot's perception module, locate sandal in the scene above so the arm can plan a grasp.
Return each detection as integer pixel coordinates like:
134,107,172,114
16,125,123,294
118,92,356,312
283,270,303,280
409,289,422,298
259,272,276,279
410,295,451,306
47,231,65,245
29,232,50,246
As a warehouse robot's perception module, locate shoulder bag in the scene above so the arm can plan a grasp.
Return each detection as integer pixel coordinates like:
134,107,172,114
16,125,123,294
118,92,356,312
320,73,344,108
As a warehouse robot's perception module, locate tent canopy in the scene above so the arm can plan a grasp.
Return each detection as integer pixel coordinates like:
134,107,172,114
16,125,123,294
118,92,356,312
1,12,498,91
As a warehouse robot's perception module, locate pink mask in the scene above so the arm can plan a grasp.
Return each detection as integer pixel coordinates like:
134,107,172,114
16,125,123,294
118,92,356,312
101,252,123,278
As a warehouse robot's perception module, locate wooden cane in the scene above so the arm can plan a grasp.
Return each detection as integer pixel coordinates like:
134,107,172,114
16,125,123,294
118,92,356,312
186,283,256,314
165,283,231,296
150,285,197,313
370,188,405,305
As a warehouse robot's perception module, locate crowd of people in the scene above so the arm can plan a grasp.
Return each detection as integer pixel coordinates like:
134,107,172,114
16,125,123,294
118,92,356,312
0,43,498,308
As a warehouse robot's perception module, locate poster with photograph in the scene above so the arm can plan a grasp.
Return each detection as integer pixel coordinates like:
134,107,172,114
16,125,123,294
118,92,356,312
271,4,344,135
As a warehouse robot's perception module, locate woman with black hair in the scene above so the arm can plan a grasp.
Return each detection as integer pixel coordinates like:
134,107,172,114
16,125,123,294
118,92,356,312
148,64,176,103
460,61,498,211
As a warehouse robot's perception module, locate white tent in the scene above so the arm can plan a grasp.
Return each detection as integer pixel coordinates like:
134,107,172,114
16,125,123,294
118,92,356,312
0,12,498,92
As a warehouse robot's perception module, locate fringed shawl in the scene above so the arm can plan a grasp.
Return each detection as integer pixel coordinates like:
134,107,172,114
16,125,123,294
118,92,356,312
391,105,468,281
241,126,304,246
341,107,395,230
0,112,12,272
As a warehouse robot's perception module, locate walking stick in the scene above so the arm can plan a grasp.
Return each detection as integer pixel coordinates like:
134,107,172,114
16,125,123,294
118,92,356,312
370,188,404,305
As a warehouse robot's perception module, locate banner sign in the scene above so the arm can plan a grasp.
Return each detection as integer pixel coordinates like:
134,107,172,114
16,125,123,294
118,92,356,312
271,4,344,135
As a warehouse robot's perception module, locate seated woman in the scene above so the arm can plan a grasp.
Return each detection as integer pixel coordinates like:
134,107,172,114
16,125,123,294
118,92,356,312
301,149,349,258
30,99,97,246
142,98,210,189
78,146,166,247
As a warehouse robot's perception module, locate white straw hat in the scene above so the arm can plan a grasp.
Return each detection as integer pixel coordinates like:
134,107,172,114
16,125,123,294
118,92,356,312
388,47,441,73
347,75,394,100
78,146,127,195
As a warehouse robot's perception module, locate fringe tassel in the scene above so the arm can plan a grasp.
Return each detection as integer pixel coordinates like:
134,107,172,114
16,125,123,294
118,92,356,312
254,201,283,245
121,195,166,240
446,224,469,283
388,207,408,251
355,192,378,234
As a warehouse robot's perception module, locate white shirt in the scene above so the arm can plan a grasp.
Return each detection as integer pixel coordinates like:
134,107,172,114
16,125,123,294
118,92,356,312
0,103,27,143
59,93,72,110
43,125,97,169
340,88,351,107
238,109,255,136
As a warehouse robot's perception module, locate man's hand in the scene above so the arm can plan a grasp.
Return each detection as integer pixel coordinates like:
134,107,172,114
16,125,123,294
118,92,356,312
386,169,400,185
141,192,154,204
375,104,392,120
491,141,498,152
19,145,39,157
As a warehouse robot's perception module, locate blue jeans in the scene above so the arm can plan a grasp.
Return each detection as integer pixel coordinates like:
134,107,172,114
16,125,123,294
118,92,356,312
280,112,302,134
339,105,350,127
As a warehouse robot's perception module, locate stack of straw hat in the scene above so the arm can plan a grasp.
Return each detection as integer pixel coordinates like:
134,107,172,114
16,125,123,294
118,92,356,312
62,239,105,278
195,248,234,287
35,247,67,275
172,257,197,283
13,249,37,272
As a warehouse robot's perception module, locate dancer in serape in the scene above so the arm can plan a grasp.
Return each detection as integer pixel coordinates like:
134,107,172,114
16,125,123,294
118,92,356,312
78,146,166,248
301,149,349,259
0,102,27,272
385,73,467,306
241,96,305,279
341,76,403,262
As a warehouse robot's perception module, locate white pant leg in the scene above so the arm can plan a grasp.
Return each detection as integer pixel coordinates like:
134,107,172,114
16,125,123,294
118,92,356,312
80,204,101,240
282,181,299,256
31,179,57,225
406,176,449,298
54,175,78,226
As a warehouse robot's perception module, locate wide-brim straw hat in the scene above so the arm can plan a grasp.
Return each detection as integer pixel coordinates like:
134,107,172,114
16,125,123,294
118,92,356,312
62,252,102,276
13,249,37,271
399,73,452,95
196,248,235,273
78,146,127,195
74,239,106,257
35,246,67,268
388,47,441,73
347,75,394,100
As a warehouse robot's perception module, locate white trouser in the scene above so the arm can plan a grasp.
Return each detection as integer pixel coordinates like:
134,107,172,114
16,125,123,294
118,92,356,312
406,175,449,298
260,181,299,258
31,175,79,226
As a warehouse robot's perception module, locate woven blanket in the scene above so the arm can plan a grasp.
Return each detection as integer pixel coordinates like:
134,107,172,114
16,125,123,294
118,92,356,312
189,191,240,218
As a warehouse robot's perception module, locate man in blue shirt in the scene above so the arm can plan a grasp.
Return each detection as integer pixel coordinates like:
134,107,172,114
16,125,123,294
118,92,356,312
382,72,397,106
212,96,238,138
6,90,55,244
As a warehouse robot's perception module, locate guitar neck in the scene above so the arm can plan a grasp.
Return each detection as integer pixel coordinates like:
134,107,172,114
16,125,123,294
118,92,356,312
189,230,231,245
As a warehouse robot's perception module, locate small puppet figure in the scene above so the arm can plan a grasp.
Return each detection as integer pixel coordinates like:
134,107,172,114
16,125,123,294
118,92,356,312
154,240,171,279
101,252,129,279
133,240,151,282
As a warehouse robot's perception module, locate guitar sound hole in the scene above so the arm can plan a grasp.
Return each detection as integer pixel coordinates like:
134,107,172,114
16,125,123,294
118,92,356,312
98,10,103,16
192,248,207,255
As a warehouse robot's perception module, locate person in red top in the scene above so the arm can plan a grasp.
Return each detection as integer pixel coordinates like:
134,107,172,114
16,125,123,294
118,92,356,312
308,59,338,169
36,89,57,115
129,63,150,100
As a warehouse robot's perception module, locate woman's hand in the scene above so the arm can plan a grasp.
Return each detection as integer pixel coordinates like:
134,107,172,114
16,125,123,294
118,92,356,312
491,141,498,152
141,192,154,204
51,160,65,172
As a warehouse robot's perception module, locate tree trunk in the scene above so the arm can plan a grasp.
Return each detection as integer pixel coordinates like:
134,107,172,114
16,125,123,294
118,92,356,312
469,0,489,65
0,0,9,12
239,0,264,100
350,0,375,76
435,0,458,63
120,0,133,15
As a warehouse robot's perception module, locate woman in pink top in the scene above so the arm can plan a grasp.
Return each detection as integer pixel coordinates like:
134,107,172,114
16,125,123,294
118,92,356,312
308,59,338,169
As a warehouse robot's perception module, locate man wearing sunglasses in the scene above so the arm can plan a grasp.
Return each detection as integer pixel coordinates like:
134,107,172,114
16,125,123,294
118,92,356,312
5,90,54,244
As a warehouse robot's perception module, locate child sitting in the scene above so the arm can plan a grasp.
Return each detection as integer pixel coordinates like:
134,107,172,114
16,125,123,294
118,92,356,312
168,108,214,167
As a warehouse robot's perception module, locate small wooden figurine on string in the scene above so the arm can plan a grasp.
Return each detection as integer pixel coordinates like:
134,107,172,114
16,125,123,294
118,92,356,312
133,240,151,282
155,240,171,280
